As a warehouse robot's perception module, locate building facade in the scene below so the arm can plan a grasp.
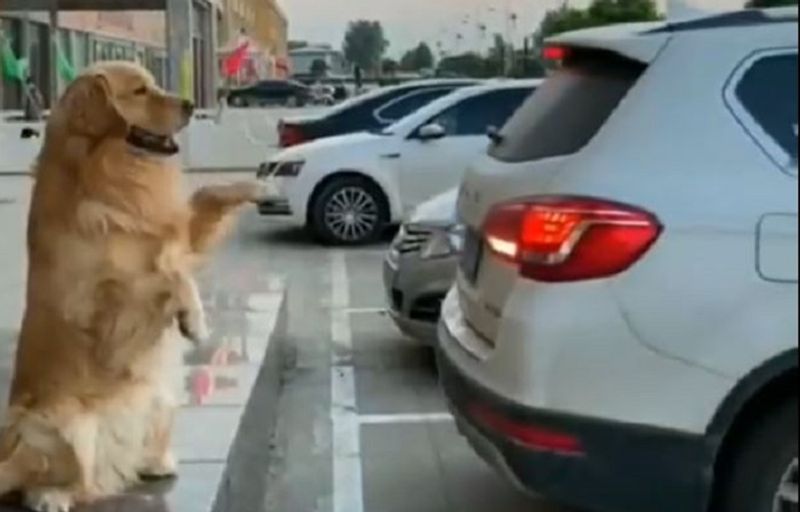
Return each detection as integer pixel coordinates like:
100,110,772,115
1,10,168,110
217,0,289,82
1,0,288,110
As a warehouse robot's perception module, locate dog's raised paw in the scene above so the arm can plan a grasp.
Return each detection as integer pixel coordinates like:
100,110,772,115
178,308,210,345
25,489,74,512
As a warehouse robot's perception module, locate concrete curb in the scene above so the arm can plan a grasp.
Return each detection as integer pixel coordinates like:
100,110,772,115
211,286,290,512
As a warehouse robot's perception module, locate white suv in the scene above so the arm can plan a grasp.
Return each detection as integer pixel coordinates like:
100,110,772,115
438,8,798,512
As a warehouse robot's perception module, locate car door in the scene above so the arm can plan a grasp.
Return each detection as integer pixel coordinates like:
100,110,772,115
725,50,799,283
398,87,534,209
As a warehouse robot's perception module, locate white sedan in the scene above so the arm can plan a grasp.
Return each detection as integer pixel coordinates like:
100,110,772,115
256,80,540,245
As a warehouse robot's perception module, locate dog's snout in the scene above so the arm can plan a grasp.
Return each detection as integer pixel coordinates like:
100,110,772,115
182,100,195,117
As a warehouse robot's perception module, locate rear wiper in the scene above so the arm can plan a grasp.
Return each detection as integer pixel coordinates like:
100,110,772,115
487,126,504,145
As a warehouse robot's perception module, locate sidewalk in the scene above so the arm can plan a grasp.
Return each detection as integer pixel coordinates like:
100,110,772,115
0,175,286,512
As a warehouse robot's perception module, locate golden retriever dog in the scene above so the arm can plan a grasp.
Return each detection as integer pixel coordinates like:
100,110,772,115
0,61,264,511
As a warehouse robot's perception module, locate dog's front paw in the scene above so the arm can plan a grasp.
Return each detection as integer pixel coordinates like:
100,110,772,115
178,308,210,345
25,489,74,512
140,451,179,481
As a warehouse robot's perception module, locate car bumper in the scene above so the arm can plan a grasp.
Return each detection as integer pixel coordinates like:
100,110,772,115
382,253,457,343
437,320,715,512
258,197,293,216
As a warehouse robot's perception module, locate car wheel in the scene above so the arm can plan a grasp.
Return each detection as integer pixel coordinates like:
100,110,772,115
716,398,798,512
310,177,388,246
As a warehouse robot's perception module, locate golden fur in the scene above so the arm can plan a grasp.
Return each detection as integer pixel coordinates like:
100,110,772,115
0,61,263,511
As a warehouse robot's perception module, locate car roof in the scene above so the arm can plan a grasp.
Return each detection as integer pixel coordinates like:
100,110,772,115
386,80,541,136
547,7,799,63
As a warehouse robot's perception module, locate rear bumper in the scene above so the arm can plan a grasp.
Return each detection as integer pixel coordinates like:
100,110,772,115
437,322,715,512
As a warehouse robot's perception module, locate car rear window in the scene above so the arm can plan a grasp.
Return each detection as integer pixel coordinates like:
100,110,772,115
490,51,646,163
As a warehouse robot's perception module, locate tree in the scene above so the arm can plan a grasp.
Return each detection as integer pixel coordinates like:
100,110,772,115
747,0,797,6
400,42,436,71
535,0,661,45
343,20,389,75
310,58,329,78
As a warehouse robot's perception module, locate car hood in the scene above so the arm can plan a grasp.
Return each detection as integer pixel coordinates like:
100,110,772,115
271,131,393,162
408,187,459,226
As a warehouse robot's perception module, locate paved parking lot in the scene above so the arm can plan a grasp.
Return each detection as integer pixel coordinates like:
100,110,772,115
247,216,574,512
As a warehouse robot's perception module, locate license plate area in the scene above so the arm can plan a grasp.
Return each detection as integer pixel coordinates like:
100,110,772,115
460,229,483,284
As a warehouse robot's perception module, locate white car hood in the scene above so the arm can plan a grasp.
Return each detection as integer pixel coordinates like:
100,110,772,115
408,188,459,225
272,132,392,163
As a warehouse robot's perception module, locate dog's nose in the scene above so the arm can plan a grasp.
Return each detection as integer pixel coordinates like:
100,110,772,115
182,100,195,116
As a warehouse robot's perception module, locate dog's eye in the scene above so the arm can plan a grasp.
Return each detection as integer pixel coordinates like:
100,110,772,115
133,86,148,96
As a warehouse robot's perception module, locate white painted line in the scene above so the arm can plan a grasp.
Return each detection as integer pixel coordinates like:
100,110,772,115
358,413,455,426
330,251,364,512
344,307,387,315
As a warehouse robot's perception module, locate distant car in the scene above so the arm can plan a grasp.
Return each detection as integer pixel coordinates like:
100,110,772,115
384,189,460,343
258,80,540,245
277,79,479,148
439,8,798,512
227,80,311,108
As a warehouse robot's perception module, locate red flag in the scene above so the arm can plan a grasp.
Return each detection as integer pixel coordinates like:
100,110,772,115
223,41,250,78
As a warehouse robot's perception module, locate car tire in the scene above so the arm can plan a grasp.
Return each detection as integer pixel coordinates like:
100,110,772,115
309,177,388,246
715,397,798,512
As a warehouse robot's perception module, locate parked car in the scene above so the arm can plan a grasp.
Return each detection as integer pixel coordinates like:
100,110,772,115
439,8,798,512
384,189,460,343
257,80,540,245
277,79,479,148
227,80,311,108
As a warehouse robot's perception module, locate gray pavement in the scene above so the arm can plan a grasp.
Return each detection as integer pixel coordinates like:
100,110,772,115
253,220,574,512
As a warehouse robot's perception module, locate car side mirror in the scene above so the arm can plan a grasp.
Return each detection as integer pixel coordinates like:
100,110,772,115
417,123,446,141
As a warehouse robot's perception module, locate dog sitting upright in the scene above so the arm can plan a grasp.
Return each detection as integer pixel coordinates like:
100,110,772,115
0,61,263,512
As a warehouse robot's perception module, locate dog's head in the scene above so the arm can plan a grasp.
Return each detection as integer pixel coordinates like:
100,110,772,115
56,61,194,156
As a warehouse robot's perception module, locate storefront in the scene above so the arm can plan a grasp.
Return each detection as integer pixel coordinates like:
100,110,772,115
1,12,169,110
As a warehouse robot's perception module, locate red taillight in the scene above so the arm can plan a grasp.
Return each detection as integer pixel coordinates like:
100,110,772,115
470,404,585,456
483,196,662,282
279,124,307,148
542,45,571,62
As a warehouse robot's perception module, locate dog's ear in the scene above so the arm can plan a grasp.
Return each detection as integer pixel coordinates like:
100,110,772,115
59,74,127,138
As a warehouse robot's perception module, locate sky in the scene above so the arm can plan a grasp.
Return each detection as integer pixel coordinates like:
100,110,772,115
281,0,746,58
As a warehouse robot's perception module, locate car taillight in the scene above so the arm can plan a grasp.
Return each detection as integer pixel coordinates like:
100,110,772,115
483,196,662,282
279,124,307,148
542,45,571,62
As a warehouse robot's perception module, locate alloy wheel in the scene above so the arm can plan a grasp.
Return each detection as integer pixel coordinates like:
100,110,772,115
323,186,379,243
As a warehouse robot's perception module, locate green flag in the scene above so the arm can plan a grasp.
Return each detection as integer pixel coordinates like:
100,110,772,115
1,37,26,82
56,44,77,82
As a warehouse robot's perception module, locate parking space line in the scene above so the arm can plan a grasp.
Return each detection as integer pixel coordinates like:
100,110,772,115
331,251,364,512
358,413,454,426
344,307,387,315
